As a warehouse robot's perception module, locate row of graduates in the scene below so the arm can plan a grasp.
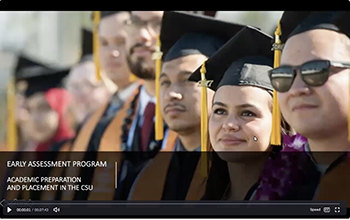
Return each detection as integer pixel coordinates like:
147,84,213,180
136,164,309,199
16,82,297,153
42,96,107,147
2,11,350,203
1,27,115,153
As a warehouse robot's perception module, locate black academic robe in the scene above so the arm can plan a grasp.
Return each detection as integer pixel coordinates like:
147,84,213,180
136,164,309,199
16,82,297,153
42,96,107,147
60,86,139,201
127,139,208,201
71,112,120,200
67,85,131,153
62,85,170,201
283,153,349,202
90,120,170,201
30,139,73,200
115,122,165,200
161,151,202,200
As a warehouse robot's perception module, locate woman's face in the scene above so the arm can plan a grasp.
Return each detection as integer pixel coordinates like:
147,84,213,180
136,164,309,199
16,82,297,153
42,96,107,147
209,86,273,162
22,93,59,143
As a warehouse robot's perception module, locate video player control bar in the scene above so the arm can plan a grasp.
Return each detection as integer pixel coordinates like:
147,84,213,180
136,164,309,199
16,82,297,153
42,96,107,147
2,201,347,216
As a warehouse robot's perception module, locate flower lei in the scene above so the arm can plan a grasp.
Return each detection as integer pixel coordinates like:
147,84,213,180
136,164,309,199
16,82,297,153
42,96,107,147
254,134,311,200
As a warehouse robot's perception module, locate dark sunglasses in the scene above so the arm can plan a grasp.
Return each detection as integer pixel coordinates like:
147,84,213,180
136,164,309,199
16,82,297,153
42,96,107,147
268,60,350,93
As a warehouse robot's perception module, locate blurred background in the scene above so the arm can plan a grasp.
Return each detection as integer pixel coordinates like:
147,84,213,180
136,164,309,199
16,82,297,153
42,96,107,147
0,11,283,145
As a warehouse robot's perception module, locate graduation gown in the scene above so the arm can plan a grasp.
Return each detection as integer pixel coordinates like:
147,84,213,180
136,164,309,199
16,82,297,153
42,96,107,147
74,126,177,201
62,84,169,201
32,140,73,200
219,183,260,201
284,152,350,205
77,87,178,201
60,82,142,200
127,138,208,200
69,81,143,153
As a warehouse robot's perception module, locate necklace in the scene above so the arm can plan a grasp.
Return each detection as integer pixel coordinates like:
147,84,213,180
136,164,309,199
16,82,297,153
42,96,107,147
120,85,142,151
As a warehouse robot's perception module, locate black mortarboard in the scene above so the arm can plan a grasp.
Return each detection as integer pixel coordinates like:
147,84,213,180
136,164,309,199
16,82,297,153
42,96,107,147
14,54,48,81
279,11,313,43
284,11,347,42
13,55,69,97
160,11,246,62
188,26,274,92
81,28,93,58
329,11,350,38
22,68,70,97
154,11,247,145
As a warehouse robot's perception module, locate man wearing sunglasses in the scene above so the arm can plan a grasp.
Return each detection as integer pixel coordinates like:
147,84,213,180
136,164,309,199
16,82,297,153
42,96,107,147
269,11,350,202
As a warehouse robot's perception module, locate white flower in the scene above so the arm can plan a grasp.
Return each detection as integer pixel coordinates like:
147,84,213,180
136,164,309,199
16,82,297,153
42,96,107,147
291,136,306,150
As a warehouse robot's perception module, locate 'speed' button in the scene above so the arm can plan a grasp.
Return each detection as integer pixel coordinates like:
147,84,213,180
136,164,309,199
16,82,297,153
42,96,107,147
310,207,321,212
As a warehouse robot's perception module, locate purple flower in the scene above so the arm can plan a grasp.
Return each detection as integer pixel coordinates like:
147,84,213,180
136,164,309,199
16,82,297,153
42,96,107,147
254,134,309,201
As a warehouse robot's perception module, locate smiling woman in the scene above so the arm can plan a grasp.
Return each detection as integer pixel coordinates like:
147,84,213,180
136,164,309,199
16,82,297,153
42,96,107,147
210,86,273,153
188,26,300,201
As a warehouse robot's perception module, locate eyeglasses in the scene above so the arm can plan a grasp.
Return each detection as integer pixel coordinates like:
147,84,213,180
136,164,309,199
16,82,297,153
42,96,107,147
124,16,162,34
268,60,350,93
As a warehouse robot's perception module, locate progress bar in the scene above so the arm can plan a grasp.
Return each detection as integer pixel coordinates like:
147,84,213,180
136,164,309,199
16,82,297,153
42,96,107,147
2,201,347,217
6,202,342,206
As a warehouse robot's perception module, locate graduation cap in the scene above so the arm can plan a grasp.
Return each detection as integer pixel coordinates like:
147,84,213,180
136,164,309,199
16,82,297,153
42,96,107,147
153,11,246,175
333,11,350,38
286,11,344,42
13,54,70,97
188,26,274,91
20,67,70,97
155,11,246,139
14,55,48,80
279,11,314,43
189,27,274,149
6,55,69,151
160,11,246,62
6,54,46,151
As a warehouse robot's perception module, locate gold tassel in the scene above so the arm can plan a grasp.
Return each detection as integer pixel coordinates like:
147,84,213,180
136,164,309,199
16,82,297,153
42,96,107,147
270,20,282,146
93,11,102,81
129,74,138,82
7,77,17,151
153,35,164,140
199,61,212,177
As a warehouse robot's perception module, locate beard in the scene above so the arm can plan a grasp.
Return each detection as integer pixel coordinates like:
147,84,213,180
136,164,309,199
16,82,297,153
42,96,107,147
126,55,155,80
126,44,156,80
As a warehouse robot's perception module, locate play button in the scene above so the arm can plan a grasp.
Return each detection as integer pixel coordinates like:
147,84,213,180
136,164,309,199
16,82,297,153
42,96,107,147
7,207,12,213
